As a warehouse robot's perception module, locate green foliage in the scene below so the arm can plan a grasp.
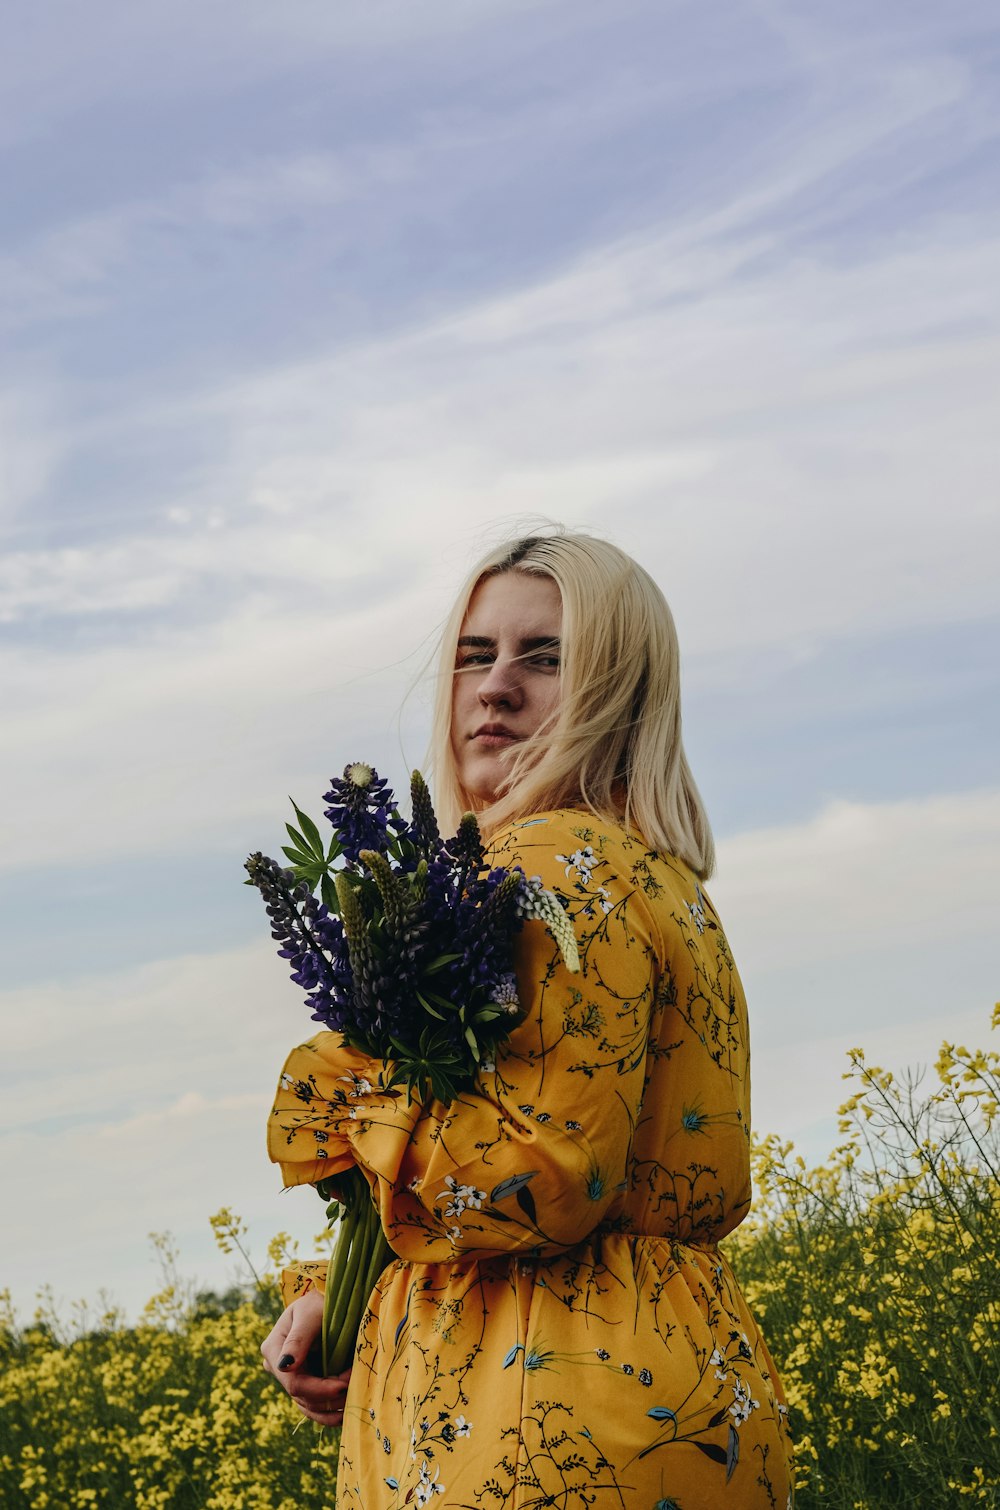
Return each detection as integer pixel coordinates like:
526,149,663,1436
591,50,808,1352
0,1215,340,1509
725,1003,1000,1507
0,1282,339,1510
282,799,343,913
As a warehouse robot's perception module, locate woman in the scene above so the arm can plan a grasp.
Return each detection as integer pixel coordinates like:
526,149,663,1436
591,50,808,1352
261,532,795,1509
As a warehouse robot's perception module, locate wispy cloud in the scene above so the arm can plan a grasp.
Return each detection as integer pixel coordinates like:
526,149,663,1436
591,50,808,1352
0,147,415,333
712,787,1000,1155
0,381,65,528
5,215,998,633
0,0,562,149
713,787,1000,990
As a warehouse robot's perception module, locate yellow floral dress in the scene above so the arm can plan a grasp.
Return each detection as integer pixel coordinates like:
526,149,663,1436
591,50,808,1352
268,812,794,1510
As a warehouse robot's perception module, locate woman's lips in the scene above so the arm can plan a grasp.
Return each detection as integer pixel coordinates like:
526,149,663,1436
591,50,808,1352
471,727,522,747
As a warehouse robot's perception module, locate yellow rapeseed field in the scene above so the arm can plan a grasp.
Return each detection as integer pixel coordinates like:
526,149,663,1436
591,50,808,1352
0,1228,339,1510
3,1007,998,1508
727,1003,1000,1506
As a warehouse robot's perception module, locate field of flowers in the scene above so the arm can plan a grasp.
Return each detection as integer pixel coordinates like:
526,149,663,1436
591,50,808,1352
0,1224,339,1510
727,1003,1000,1507
2,1007,997,1510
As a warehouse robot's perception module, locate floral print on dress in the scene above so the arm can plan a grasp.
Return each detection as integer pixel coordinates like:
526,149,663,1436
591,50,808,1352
269,811,794,1509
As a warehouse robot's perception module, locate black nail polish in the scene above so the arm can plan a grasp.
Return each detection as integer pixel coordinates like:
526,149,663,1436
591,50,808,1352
278,1353,295,1371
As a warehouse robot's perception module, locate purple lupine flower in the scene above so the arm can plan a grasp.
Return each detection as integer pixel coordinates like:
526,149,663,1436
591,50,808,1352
409,770,443,861
323,762,408,864
445,867,524,1002
246,853,353,1026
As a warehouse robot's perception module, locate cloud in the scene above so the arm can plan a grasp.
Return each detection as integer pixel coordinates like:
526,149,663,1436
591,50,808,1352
713,787,1000,977
0,380,66,531
97,1089,267,1139
0,937,329,1316
0,943,297,1115
6,215,999,629
0,594,439,875
0,146,412,333
0,0,562,152
748,998,993,1169
710,788,1000,1158
1,1087,320,1323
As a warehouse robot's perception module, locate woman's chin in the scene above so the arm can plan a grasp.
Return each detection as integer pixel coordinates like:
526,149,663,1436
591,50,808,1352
457,753,510,808
456,726,534,808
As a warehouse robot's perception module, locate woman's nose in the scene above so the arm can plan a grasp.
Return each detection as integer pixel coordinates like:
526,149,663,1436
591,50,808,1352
478,656,523,708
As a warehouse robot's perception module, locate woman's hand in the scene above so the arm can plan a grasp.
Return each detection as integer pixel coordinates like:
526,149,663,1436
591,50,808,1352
260,1288,352,1426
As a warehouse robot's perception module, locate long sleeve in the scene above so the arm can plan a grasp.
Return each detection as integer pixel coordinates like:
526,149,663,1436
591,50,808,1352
267,811,662,1262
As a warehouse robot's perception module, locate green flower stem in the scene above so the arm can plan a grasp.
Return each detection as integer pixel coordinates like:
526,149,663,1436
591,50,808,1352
358,1202,394,1318
319,1232,352,1377
320,1169,394,1377
330,1201,375,1376
320,1170,367,1376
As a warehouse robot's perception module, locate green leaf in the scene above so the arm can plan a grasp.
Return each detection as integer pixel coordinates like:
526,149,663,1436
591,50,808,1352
386,831,410,864
464,1026,479,1056
284,823,311,854
415,992,446,1022
281,858,327,891
423,953,463,975
320,874,339,912
289,800,325,857
281,844,316,868
424,989,458,1013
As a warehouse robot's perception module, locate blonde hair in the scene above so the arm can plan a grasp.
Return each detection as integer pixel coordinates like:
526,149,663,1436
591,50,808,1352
428,530,715,879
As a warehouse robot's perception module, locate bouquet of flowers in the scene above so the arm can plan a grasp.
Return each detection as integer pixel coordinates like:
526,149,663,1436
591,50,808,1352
245,762,578,1374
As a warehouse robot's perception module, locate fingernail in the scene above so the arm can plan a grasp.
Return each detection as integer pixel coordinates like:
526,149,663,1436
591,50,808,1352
278,1353,295,1371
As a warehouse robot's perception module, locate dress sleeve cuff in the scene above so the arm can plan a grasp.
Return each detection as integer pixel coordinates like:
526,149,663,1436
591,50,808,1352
279,1261,329,1309
267,1033,377,1187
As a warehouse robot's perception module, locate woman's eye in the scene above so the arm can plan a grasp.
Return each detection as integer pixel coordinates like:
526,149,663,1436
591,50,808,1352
455,648,559,670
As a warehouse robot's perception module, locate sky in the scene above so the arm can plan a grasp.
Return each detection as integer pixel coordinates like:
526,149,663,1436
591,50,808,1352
2,0,999,1322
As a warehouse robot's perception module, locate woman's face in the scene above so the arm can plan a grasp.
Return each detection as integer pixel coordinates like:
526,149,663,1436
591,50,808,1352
450,570,563,806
